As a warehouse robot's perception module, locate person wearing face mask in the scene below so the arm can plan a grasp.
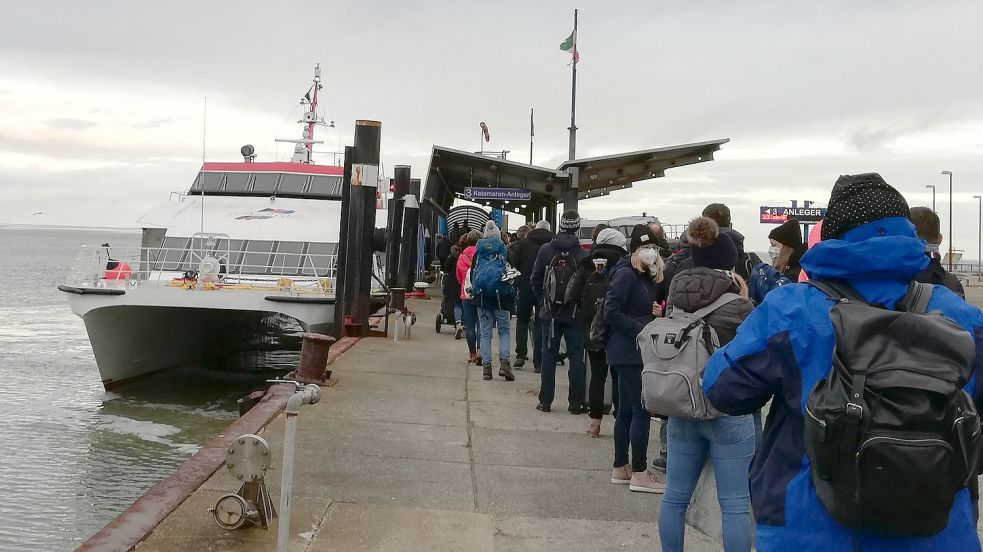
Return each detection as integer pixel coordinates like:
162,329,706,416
658,216,755,552
767,219,805,281
603,224,668,493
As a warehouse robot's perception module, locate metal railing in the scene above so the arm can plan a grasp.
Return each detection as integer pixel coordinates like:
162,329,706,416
64,243,387,296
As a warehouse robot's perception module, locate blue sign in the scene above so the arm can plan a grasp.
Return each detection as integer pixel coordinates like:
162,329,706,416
463,187,532,201
491,208,504,227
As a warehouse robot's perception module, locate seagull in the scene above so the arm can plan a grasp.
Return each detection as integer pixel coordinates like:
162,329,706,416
32,211,43,216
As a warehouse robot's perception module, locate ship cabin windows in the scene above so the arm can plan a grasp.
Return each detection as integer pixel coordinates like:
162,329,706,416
189,171,342,199
251,174,278,195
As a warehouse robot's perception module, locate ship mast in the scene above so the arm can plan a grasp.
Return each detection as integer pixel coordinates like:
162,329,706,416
275,64,325,164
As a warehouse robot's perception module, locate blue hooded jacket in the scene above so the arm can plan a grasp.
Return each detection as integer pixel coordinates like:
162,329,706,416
472,235,515,311
603,256,665,365
703,216,983,552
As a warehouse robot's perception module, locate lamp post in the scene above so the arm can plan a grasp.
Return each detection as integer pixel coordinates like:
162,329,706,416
926,184,936,212
975,195,982,280
942,171,953,271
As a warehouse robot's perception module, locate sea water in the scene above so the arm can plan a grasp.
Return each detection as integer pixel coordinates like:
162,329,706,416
0,226,299,551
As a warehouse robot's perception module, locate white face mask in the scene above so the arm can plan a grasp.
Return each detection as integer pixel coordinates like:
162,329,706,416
638,248,658,266
768,246,782,263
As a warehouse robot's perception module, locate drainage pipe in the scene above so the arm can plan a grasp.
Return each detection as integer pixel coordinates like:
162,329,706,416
276,384,321,552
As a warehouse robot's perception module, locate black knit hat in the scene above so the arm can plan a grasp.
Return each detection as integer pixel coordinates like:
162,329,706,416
769,219,803,249
559,209,582,231
821,173,911,241
629,224,657,253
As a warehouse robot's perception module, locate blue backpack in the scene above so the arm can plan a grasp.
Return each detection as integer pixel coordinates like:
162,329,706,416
471,240,513,300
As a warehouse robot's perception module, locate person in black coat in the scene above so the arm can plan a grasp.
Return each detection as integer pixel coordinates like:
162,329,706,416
604,224,668,493
511,220,554,370
531,210,589,413
910,206,965,298
567,227,628,436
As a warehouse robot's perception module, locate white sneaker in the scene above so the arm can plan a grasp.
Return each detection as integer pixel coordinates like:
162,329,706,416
610,465,632,485
629,469,665,494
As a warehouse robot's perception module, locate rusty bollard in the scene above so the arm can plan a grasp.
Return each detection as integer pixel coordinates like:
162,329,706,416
287,332,336,384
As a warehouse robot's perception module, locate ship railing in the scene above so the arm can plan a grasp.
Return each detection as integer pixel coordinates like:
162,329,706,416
62,244,388,296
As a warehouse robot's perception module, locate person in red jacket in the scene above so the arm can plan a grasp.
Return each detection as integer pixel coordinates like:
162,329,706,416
456,230,483,364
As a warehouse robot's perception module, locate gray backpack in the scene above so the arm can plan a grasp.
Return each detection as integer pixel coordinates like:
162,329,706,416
639,293,744,419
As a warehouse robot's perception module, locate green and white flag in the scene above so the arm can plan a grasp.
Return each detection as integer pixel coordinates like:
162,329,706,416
559,31,579,64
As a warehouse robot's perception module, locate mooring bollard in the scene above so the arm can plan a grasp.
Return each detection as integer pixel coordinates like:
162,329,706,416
287,332,335,384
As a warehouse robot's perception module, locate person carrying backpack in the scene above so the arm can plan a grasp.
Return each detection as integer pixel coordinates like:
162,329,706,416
651,216,755,552
605,224,668,493
567,227,628,436
530,210,589,413
472,221,517,381
703,174,983,551
512,220,554,372
455,230,483,364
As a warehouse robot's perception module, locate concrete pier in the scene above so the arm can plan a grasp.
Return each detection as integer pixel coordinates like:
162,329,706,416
133,297,719,551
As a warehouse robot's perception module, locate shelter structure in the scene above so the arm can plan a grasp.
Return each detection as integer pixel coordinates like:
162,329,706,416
424,139,729,226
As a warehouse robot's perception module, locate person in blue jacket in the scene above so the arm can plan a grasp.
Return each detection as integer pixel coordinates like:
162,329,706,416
703,173,983,552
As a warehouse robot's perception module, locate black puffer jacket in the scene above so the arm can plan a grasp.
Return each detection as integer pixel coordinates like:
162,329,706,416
512,228,553,294
667,267,754,346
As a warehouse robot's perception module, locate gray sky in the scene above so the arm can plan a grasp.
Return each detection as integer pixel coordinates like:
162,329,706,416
3,1,983,252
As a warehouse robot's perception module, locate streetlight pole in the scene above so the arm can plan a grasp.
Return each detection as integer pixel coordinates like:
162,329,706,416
942,170,953,271
926,184,936,212
975,195,982,281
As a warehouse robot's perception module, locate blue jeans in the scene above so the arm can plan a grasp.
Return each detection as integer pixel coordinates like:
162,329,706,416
478,307,511,365
462,301,478,354
453,298,463,327
659,415,755,552
612,363,649,471
539,320,586,409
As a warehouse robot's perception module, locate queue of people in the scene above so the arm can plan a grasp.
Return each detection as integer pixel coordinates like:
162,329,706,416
435,173,983,551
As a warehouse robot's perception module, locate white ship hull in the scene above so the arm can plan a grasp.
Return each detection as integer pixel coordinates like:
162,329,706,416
64,286,334,389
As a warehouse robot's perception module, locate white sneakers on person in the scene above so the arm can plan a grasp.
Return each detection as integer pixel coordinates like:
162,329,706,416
629,469,665,494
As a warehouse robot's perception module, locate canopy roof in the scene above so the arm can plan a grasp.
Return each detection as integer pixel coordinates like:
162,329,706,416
424,139,728,217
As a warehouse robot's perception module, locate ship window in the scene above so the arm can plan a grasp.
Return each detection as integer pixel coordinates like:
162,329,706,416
191,172,224,192
224,172,251,192
252,173,278,194
276,174,310,195
271,241,305,275
222,239,246,271
302,242,338,276
240,240,275,273
308,175,342,197
156,237,190,271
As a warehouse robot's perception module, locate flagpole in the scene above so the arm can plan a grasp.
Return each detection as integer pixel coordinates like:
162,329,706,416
568,9,577,162
564,8,579,214
529,107,534,164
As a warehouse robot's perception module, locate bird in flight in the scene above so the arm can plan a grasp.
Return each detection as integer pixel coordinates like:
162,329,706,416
32,211,43,215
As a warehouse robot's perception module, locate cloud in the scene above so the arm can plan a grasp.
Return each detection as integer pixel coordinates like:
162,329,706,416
129,117,182,130
47,117,98,132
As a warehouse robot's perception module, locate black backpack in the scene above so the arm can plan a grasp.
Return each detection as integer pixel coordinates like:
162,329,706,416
543,251,577,317
579,270,610,351
803,280,982,537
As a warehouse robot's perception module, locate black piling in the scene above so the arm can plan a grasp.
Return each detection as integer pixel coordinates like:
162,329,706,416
395,194,420,290
332,146,356,339
384,165,411,287
348,120,382,336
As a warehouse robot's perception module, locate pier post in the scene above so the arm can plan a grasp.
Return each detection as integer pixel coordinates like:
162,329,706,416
384,165,411,287
333,146,356,339
396,194,420,290
348,120,383,336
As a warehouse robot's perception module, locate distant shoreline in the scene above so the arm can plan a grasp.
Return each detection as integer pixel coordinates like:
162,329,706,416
0,223,141,232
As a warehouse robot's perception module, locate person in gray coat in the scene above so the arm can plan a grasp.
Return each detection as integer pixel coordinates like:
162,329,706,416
658,216,755,552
